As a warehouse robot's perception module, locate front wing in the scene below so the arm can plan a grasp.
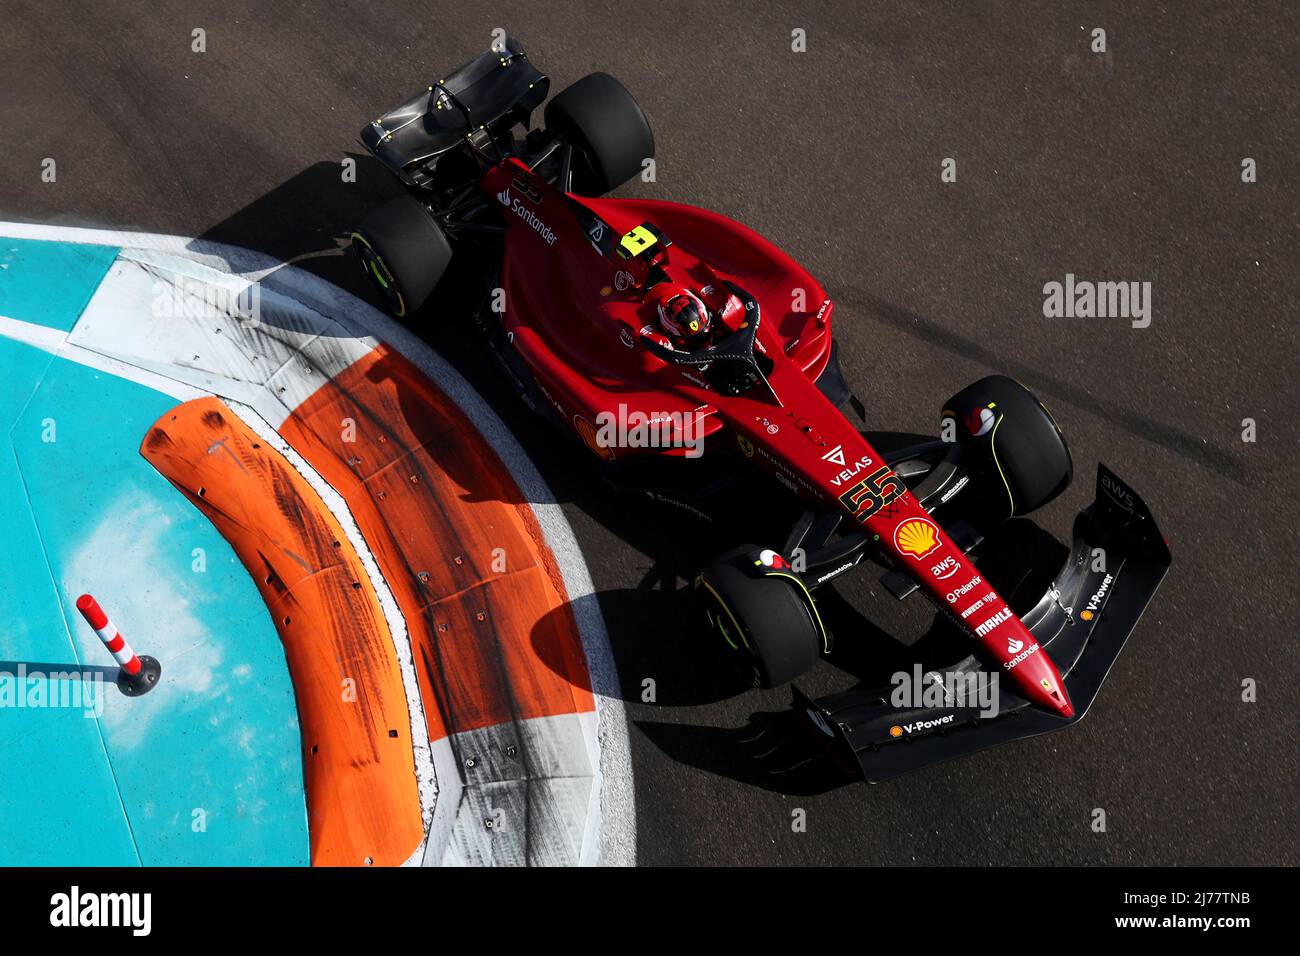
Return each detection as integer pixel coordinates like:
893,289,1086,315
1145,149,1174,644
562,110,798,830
794,464,1172,782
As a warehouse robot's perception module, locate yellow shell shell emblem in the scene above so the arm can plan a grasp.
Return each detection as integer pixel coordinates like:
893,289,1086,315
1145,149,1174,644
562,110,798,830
894,517,941,560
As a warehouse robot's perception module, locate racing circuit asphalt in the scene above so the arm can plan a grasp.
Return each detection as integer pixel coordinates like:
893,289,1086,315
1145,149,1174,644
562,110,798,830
2,1,1295,865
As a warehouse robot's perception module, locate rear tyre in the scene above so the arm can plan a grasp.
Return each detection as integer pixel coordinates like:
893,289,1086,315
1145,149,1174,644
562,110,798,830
544,73,654,195
944,375,1072,517
695,546,823,688
351,196,451,317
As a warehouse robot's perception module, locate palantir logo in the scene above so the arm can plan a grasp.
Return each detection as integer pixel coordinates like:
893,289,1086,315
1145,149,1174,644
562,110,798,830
50,886,151,936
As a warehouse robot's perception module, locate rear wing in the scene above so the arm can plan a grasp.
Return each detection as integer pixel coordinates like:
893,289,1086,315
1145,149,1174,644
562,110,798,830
361,34,548,186
795,464,1171,782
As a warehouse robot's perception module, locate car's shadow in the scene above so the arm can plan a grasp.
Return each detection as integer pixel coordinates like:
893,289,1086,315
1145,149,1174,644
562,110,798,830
196,164,1071,796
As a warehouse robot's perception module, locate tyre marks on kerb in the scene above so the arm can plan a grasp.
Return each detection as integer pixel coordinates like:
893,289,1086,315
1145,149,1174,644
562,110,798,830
141,396,424,866
0,223,634,865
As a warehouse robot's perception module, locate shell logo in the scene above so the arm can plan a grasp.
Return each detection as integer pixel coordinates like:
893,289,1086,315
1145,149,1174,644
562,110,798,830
894,517,941,560
889,725,903,738
1080,609,1094,622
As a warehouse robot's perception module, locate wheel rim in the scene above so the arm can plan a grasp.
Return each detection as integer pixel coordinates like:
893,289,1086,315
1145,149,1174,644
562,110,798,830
350,232,407,317
697,577,748,652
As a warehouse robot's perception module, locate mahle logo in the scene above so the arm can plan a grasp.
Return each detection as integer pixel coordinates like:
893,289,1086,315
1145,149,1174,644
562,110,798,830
975,608,1012,637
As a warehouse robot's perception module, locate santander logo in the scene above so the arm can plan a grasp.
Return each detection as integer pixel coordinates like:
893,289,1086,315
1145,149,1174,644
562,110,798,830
501,193,557,245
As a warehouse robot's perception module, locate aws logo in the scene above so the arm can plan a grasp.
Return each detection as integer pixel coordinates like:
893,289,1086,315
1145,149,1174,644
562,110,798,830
930,555,960,580
1101,473,1135,512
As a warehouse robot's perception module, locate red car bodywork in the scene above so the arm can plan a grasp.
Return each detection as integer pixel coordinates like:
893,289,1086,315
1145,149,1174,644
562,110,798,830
483,158,1073,718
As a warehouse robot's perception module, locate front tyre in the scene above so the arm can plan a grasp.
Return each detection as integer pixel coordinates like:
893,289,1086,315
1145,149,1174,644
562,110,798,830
351,196,451,317
696,546,824,688
944,375,1073,517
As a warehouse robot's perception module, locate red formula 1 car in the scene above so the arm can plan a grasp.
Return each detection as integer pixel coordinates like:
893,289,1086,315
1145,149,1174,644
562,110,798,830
350,36,1171,781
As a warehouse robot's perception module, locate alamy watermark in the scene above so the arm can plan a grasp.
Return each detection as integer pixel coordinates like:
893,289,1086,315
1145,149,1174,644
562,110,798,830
1043,273,1151,328
0,665,106,718
891,665,999,719
594,403,705,458
150,278,262,325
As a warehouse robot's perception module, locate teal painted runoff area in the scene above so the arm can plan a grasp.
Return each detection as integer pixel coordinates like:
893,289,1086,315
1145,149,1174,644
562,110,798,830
0,240,308,865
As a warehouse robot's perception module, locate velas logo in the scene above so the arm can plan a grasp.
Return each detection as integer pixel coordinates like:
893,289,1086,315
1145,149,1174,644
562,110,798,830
822,444,846,466
894,517,941,560
828,454,875,487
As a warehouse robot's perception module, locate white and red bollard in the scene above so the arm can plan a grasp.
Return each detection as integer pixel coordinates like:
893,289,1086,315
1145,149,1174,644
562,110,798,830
75,594,162,696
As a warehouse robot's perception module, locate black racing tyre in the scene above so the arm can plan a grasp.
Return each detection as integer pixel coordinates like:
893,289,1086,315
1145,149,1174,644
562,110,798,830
351,196,451,317
695,546,824,688
944,375,1073,517
544,73,654,195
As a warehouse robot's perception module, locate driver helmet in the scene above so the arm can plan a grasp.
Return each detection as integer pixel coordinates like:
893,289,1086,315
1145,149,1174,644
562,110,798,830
656,286,712,344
